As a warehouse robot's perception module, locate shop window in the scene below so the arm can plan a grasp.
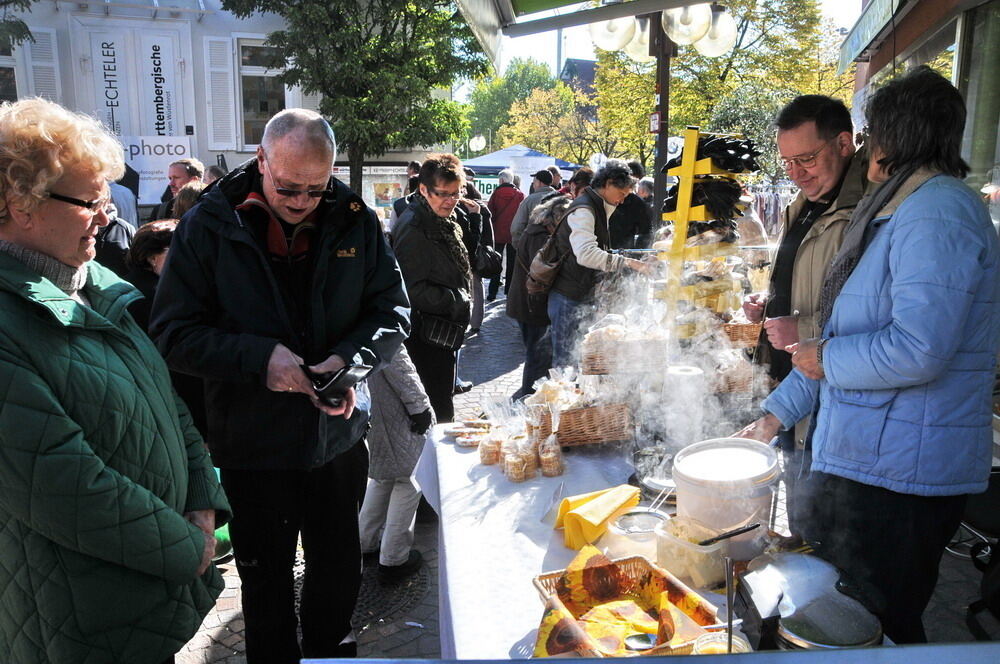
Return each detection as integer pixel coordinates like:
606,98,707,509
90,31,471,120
958,0,1000,226
0,46,16,104
237,39,287,149
869,19,958,89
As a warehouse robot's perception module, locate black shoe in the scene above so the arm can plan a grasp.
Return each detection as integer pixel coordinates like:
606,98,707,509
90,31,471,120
467,327,480,337
454,379,473,394
486,294,496,302
379,550,423,581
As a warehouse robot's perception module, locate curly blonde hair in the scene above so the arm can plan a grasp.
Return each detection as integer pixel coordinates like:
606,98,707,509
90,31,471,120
0,97,124,224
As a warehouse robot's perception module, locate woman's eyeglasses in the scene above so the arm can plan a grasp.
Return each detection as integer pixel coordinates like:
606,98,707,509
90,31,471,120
780,141,832,171
428,188,462,200
48,192,111,217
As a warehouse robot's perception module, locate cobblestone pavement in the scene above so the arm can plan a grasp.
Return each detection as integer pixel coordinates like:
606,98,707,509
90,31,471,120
177,293,997,661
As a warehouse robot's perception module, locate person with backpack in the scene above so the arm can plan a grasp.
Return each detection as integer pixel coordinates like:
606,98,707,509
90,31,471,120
546,159,656,368
506,192,569,400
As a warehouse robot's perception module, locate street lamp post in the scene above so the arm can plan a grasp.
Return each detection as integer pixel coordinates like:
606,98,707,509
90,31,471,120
652,19,676,209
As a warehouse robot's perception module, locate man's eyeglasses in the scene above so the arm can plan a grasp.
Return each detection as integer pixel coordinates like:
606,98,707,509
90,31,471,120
262,158,331,199
48,191,111,217
780,141,832,171
427,188,462,201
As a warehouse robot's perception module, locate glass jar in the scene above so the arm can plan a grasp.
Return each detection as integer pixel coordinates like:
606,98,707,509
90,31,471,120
599,508,668,561
692,631,751,654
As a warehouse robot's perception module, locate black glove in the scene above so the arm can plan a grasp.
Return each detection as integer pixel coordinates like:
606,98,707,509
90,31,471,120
409,408,433,435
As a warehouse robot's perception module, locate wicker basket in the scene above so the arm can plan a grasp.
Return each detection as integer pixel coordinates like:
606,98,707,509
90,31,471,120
581,340,669,375
722,322,762,348
532,555,721,657
526,403,632,446
714,363,753,393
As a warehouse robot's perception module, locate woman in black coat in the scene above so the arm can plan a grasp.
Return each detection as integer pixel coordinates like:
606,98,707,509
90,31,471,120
391,153,474,422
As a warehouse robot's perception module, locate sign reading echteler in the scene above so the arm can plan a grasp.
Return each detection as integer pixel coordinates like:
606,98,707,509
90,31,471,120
122,136,192,205
91,34,129,136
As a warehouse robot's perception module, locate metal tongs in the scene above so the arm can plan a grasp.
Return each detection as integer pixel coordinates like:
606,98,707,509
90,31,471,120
648,484,674,513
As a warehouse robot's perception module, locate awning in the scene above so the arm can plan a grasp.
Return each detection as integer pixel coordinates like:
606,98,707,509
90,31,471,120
463,144,580,174
456,0,698,64
56,0,211,20
836,0,908,75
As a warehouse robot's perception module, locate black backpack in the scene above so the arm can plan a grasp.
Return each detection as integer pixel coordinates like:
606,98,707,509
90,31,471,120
967,539,1000,639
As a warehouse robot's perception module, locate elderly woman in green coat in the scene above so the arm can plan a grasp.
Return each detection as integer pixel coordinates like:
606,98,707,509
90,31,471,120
0,98,231,664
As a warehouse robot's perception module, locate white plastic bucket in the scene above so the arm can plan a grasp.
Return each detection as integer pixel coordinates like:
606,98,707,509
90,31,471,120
671,437,779,560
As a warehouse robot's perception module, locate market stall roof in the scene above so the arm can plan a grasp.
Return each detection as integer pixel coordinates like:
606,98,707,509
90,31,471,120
836,0,918,74
463,145,580,175
456,0,700,64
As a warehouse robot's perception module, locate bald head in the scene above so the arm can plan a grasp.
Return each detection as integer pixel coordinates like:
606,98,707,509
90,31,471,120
261,108,337,163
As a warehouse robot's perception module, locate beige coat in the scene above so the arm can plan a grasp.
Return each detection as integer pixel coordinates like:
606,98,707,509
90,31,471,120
769,148,869,444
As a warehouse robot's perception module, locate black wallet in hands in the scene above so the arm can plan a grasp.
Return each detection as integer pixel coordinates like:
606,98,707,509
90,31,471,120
300,363,373,407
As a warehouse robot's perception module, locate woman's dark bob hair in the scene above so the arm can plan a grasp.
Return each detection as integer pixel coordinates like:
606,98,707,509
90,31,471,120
126,219,178,272
592,159,635,190
865,65,969,179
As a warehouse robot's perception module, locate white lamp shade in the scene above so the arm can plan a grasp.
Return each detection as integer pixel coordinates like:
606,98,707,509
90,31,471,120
589,16,637,51
661,3,712,46
693,7,739,57
624,17,655,63
469,135,486,152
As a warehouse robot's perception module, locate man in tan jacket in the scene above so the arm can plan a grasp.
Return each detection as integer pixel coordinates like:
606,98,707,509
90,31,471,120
743,95,868,539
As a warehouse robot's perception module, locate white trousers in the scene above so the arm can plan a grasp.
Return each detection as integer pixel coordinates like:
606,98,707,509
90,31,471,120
471,275,485,329
358,476,422,566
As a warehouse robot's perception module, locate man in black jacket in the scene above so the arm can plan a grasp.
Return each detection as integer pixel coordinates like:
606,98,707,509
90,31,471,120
150,109,409,664
607,160,653,249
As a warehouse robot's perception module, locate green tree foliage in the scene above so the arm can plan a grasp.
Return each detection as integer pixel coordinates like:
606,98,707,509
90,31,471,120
668,0,831,136
587,1,846,176
0,0,34,51
222,0,489,192
468,58,555,151
496,83,575,159
710,81,796,183
593,50,656,170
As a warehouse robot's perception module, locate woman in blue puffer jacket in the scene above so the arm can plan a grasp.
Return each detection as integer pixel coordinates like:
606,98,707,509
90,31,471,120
738,66,1000,644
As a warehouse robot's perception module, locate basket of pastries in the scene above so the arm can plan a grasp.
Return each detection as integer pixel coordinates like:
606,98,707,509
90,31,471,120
532,545,721,657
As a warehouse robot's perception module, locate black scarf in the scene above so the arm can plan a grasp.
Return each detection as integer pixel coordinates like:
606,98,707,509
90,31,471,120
414,193,471,278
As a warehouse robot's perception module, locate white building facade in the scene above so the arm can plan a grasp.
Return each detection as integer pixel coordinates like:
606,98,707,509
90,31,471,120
8,1,431,209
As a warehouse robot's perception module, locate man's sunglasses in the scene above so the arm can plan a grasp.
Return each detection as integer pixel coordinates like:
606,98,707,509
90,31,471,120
262,157,332,199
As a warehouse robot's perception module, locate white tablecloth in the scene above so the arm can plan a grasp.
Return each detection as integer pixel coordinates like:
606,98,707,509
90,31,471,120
414,425,634,659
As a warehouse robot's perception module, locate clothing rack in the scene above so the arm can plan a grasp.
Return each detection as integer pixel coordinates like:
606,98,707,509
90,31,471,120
748,184,798,237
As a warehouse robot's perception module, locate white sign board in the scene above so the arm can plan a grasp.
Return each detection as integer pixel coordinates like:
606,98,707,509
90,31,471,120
122,135,193,205
137,33,180,136
91,34,130,136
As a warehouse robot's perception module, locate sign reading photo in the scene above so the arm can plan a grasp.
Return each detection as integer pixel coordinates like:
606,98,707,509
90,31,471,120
122,136,192,205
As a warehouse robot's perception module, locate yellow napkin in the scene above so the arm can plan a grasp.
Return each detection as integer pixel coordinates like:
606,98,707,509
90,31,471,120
555,485,640,550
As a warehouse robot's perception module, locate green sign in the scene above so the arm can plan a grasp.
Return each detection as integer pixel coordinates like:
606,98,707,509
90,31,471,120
838,0,903,75
474,177,501,198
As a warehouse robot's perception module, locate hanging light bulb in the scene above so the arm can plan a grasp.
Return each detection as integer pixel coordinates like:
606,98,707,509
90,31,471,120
693,4,739,57
624,17,655,63
589,16,637,51
660,3,712,46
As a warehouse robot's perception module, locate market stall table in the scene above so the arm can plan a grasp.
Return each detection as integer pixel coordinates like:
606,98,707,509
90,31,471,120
414,424,634,659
